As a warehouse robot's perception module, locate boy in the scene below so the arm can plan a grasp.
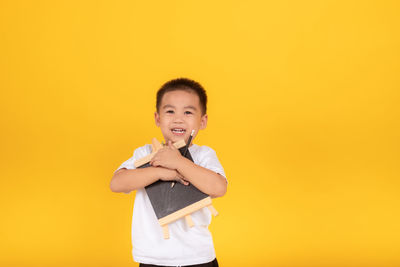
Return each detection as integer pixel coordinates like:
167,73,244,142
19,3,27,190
110,78,227,267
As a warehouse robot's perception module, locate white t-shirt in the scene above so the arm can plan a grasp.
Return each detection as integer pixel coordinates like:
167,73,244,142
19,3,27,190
114,144,226,266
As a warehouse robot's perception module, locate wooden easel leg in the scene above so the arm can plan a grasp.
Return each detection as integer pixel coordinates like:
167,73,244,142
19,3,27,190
207,205,218,216
185,215,194,227
152,138,163,151
162,225,170,239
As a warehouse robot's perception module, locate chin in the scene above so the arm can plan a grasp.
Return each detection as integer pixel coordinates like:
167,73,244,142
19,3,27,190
166,136,184,143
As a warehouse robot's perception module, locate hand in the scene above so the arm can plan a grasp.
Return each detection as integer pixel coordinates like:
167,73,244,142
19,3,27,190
150,140,183,170
158,167,189,186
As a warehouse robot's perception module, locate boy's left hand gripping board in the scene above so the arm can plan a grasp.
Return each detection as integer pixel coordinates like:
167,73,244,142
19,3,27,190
134,138,218,239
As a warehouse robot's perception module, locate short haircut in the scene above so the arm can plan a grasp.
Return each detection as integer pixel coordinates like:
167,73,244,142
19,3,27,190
156,78,207,115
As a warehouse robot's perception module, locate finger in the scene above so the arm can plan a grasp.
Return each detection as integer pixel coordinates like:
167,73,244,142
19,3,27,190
155,147,166,154
180,179,189,186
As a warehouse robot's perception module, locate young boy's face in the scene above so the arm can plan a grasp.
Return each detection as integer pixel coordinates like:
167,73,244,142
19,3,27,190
155,89,207,145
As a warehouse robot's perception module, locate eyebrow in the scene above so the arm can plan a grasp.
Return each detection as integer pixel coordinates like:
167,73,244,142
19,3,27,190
162,104,175,110
184,105,197,111
162,104,197,111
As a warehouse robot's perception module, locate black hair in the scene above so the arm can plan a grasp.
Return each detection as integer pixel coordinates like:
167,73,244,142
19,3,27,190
156,78,207,115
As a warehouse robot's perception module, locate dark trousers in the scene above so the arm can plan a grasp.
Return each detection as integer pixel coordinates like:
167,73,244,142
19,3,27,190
139,258,219,267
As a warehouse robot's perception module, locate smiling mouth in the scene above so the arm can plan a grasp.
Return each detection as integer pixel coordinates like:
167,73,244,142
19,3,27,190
171,128,186,134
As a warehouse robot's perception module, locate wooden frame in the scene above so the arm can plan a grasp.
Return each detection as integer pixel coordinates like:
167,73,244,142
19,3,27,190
134,138,218,239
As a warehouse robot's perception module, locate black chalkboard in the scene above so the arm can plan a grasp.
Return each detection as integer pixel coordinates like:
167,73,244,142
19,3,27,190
137,147,209,220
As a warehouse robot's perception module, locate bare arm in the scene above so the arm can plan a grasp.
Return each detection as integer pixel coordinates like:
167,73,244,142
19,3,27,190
176,157,227,198
150,142,227,198
110,166,187,193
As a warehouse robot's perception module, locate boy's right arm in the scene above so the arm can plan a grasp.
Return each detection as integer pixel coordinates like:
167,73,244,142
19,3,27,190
110,167,186,193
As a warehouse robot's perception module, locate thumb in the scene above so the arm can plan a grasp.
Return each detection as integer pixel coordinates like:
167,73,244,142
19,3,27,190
168,140,176,149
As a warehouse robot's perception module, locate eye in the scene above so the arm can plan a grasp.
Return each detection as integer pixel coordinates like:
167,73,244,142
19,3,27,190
184,111,193,115
166,110,174,114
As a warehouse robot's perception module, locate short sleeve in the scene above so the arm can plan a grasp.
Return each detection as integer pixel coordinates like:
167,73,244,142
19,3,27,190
114,144,152,174
192,146,227,180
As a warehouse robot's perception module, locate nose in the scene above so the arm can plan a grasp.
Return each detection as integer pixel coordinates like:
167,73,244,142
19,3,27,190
173,113,184,123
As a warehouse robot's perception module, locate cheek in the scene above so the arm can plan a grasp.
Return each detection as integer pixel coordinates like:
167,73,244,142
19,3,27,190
163,121,173,130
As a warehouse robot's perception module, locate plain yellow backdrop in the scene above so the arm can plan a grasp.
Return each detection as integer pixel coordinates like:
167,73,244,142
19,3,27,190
1,1,399,266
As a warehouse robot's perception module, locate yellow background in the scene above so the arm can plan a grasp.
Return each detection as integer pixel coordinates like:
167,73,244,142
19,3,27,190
1,1,399,266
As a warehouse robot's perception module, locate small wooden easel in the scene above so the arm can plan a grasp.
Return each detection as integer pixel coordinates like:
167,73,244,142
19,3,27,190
134,138,218,239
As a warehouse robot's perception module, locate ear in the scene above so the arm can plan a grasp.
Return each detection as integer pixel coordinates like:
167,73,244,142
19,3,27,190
200,114,208,130
154,112,160,127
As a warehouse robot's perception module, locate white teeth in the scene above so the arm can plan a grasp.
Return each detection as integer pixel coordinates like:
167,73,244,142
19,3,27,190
172,128,185,133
